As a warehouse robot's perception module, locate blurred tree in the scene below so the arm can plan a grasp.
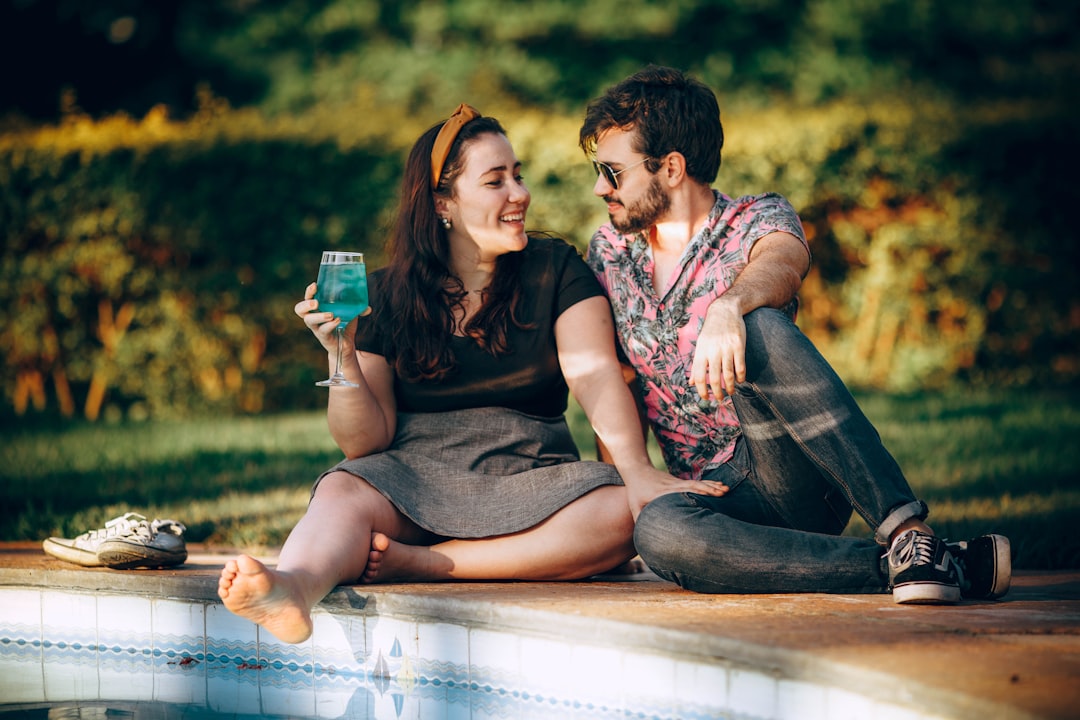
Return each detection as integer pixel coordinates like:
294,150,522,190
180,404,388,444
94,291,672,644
5,0,1076,122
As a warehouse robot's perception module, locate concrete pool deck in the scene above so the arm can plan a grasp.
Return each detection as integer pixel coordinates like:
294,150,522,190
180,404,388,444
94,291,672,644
1,541,1078,719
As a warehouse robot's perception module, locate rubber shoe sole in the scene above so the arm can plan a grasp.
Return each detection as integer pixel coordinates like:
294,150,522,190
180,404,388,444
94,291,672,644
893,581,962,605
97,538,187,569
42,536,105,567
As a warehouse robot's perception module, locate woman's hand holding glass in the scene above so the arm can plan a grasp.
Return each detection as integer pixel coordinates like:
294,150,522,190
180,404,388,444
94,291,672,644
297,281,354,346
300,251,369,387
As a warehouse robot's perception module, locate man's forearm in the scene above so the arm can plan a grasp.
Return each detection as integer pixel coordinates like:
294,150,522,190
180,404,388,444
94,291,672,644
717,231,808,316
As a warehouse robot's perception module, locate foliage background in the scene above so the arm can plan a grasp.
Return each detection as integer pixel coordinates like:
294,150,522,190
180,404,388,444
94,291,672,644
1,0,1078,422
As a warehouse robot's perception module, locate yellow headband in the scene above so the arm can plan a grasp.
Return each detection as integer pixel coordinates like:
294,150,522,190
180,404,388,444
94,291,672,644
431,103,481,189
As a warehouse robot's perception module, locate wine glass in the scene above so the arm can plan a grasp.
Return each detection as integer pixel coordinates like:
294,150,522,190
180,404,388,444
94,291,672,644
314,251,369,387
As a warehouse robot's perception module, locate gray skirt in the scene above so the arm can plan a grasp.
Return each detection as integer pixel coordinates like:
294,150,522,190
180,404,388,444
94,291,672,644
315,406,623,538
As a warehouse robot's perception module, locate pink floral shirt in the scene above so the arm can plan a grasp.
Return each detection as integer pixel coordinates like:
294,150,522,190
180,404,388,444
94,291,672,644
586,191,808,479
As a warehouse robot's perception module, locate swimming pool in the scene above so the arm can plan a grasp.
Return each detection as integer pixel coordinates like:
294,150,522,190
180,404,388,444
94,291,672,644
0,586,766,719
0,583,938,719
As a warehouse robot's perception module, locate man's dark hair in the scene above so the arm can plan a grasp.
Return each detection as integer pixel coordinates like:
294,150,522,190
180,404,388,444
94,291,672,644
579,65,723,185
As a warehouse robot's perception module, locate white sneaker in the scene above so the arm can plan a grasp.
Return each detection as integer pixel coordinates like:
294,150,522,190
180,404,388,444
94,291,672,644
42,513,187,569
42,512,150,567
97,517,187,569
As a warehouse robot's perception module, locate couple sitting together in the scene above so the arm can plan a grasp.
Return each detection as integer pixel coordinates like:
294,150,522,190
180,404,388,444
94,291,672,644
218,65,1012,644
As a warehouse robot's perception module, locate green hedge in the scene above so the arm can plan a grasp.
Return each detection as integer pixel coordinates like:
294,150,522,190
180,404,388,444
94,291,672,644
714,99,1078,391
1,107,405,420
2,97,1076,420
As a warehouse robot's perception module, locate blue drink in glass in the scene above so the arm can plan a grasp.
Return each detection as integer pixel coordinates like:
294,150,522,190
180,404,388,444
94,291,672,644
315,260,369,324
314,251,368,387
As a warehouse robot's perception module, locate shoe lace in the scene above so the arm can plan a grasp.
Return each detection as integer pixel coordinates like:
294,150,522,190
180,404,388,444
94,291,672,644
77,512,150,542
908,532,936,565
151,518,186,537
893,530,965,583
890,530,936,568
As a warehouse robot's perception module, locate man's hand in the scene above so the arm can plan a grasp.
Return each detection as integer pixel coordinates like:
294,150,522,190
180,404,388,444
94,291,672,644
689,231,809,401
690,297,746,401
621,464,728,520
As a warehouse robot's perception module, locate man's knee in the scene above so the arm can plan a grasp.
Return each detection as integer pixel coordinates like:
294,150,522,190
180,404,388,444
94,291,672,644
634,493,698,568
635,493,744,592
741,306,832,384
743,307,794,345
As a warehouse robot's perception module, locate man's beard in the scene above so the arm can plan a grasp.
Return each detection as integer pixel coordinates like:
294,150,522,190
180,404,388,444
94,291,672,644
610,175,671,234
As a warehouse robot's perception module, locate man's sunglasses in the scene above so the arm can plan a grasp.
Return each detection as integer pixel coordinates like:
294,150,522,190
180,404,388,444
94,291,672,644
592,157,648,190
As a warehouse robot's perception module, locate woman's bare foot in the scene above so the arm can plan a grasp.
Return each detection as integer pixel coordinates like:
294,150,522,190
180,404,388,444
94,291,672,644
218,554,314,644
361,532,451,583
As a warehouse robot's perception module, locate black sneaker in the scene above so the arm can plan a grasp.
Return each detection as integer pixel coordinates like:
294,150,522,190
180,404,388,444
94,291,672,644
886,529,961,604
948,534,1012,600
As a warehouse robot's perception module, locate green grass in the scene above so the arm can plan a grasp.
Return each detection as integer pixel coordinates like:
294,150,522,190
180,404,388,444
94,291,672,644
0,413,343,553
844,390,1080,569
2,390,1078,568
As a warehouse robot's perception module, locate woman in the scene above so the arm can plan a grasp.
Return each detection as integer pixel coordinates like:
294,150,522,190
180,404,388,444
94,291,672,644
218,104,726,644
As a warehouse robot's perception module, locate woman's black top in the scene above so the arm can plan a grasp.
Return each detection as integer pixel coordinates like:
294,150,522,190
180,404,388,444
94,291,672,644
354,235,603,417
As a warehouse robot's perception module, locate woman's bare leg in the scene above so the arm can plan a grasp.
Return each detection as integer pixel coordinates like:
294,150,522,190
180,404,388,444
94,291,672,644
218,471,423,643
362,485,635,583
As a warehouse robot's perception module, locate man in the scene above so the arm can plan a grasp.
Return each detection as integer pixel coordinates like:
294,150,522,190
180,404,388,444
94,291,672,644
580,65,1011,604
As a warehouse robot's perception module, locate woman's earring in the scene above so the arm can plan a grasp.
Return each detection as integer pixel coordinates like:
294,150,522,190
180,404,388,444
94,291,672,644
440,217,452,230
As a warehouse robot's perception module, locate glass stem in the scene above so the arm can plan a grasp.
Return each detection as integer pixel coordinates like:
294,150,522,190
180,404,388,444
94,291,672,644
333,327,345,378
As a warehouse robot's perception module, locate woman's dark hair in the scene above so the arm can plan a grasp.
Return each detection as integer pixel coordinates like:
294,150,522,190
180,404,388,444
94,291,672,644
579,65,723,184
375,114,532,382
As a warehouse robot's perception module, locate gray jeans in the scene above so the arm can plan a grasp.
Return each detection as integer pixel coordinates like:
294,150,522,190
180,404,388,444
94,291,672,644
634,308,926,594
